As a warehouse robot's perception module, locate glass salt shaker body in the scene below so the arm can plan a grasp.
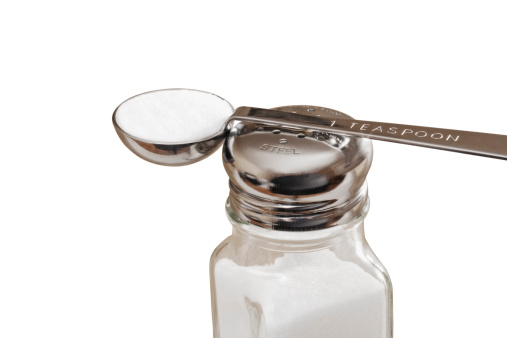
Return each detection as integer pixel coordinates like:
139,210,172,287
210,106,393,338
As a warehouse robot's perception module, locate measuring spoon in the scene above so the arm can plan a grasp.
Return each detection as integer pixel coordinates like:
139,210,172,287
113,88,507,165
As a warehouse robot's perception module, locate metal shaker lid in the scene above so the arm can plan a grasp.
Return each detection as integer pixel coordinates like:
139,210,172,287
223,105,373,231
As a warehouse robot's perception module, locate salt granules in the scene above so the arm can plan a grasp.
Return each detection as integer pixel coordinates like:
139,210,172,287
214,249,386,338
115,89,233,144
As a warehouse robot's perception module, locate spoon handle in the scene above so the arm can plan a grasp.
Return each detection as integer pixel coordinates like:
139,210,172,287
230,106,507,160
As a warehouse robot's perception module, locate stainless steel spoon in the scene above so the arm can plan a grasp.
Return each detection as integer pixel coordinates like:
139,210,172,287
113,88,507,165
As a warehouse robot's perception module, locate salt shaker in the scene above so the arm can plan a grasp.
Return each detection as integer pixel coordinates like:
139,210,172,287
113,88,507,337
210,105,393,338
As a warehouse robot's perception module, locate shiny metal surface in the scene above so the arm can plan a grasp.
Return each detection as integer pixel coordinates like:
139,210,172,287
231,107,507,160
223,105,373,230
113,121,227,166
112,88,233,166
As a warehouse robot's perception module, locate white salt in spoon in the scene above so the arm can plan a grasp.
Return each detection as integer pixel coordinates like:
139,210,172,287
113,88,234,166
113,88,507,165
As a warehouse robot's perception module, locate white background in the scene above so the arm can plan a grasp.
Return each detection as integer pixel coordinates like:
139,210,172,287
1,1,506,337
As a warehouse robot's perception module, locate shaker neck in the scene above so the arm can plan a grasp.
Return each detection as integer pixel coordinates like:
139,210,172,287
226,198,369,252
228,180,369,231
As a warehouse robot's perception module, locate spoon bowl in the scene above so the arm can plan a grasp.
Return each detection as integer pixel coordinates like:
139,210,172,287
112,88,234,166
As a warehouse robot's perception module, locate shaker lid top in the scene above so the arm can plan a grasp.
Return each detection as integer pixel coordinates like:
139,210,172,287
223,105,373,231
